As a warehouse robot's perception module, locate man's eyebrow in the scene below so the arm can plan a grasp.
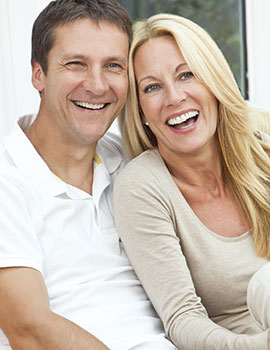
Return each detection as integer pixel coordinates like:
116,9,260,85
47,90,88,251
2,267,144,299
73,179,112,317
61,54,87,61
61,54,127,66
138,63,188,85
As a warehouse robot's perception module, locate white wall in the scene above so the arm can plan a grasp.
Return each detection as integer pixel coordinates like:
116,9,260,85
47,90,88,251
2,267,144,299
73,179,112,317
246,0,270,110
0,0,51,137
0,0,121,138
0,0,269,139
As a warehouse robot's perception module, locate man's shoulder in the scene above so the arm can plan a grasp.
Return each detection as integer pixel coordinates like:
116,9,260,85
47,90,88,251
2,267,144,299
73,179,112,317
0,153,38,207
97,131,129,172
0,152,28,185
98,131,123,154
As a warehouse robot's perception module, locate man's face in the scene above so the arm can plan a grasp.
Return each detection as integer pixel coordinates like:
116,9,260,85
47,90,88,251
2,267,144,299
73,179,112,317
32,19,129,146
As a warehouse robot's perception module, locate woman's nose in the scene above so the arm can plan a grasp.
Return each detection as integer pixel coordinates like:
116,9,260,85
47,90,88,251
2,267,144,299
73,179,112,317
165,84,187,107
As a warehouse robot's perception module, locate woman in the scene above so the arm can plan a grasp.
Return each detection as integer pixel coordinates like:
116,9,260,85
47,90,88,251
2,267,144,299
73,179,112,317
113,13,270,349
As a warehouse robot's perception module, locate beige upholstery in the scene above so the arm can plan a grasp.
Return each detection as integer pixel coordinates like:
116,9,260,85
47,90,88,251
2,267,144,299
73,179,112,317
249,107,270,134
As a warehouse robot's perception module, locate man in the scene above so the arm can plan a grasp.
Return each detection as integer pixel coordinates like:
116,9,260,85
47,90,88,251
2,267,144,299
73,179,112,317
0,0,176,349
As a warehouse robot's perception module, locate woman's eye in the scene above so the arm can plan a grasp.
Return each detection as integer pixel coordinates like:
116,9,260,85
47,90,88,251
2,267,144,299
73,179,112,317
180,72,194,80
143,84,161,94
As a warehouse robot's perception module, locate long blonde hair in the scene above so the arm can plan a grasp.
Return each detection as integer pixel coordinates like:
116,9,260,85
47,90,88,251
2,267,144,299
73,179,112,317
118,13,270,259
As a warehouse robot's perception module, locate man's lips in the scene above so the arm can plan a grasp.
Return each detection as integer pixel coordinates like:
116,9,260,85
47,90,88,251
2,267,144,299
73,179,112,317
73,101,108,110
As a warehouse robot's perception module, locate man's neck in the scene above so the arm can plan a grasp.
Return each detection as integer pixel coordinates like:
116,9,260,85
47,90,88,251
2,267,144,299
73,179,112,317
24,121,97,195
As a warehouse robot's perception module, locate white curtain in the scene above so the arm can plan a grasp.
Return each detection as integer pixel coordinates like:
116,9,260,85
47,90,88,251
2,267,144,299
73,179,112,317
0,0,50,137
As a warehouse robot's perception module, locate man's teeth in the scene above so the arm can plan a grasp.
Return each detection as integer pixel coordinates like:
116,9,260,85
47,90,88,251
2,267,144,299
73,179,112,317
74,101,105,110
167,111,199,126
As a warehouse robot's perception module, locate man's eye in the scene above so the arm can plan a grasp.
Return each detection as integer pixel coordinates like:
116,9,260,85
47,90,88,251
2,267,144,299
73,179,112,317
143,84,161,94
109,63,120,68
68,61,83,66
106,63,124,71
65,61,87,71
65,61,86,69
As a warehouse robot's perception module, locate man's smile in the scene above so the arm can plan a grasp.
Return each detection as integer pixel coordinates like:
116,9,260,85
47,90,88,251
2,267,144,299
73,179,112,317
73,101,107,110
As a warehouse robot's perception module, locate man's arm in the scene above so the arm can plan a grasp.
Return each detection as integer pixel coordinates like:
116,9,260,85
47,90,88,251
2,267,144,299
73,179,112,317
0,267,109,350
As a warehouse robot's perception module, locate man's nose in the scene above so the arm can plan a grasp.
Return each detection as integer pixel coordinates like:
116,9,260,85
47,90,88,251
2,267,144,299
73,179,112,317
81,68,108,96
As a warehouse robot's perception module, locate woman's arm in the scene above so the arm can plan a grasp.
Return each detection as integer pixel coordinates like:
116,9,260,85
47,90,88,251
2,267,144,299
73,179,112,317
113,157,268,350
248,262,270,330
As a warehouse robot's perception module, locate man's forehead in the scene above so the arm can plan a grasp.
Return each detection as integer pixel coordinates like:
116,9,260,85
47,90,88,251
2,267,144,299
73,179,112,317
54,18,129,42
49,19,129,62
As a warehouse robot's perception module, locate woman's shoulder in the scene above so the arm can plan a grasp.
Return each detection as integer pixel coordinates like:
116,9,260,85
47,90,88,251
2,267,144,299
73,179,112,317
115,148,167,186
122,148,166,174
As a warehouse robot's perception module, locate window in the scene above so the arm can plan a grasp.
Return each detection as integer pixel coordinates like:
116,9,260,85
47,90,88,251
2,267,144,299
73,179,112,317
119,0,247,98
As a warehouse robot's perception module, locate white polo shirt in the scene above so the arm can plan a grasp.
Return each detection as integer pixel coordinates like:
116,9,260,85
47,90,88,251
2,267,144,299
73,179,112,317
0,116,176,350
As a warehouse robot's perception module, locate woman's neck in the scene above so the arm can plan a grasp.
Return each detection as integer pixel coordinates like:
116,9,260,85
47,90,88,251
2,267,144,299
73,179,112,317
159,140,225,195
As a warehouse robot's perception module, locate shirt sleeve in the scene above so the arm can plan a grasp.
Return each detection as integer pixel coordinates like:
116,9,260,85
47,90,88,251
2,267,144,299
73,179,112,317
0,170,44,272
247,262,270,331
113,158,268,350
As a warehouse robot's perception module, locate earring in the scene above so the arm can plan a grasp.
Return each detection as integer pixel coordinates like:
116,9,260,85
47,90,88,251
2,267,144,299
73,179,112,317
145,122,149,126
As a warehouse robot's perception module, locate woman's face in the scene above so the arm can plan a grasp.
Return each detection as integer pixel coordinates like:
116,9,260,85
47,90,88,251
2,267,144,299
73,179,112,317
134,35,219,160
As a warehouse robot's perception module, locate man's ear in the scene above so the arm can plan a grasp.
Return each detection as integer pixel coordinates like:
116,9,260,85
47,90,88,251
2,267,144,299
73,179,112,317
32,61,45,93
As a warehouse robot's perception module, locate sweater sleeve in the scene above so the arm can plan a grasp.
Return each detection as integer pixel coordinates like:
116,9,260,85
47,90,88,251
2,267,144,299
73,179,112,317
113,156,268,350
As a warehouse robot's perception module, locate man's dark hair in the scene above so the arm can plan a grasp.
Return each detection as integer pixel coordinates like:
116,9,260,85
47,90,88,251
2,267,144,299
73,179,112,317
31,0,132,74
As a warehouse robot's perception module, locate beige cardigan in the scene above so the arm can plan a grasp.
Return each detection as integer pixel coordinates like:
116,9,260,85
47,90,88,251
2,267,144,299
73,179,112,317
113,141,269,349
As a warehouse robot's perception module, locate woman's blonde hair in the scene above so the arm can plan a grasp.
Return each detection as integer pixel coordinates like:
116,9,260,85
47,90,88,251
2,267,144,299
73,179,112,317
118,13,270,259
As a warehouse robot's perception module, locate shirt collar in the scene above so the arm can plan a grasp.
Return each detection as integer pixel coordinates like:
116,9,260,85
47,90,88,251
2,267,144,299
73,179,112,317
96,131,126,175
91,132,126,205
4,116,67,197
3,116,125,199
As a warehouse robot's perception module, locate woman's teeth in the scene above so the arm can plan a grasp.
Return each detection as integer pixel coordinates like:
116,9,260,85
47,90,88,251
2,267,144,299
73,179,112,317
167,111,199,126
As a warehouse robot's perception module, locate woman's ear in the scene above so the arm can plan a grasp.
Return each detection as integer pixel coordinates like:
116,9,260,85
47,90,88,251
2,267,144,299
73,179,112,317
32,61,45,93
